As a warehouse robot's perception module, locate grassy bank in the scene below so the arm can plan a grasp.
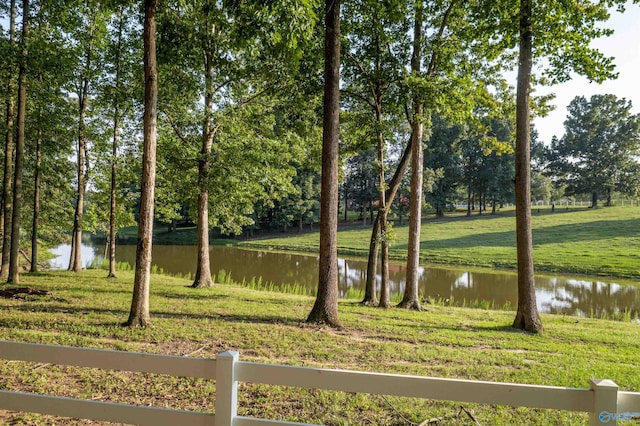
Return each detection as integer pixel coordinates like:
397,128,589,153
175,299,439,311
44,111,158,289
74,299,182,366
1,270,639,425
237,206,640,280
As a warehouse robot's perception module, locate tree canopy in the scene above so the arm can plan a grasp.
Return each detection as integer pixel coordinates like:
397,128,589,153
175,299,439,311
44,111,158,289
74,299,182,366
549,94,640,206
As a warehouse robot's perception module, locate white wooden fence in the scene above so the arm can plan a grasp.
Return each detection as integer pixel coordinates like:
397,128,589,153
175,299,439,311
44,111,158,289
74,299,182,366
1,340,639,425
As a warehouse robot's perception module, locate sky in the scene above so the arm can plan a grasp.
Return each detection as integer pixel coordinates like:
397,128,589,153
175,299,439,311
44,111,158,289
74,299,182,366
533,3,640,144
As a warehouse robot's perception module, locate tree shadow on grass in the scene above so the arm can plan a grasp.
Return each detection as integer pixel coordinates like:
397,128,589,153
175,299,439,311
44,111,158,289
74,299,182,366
154,290,231,301
1,304,301,328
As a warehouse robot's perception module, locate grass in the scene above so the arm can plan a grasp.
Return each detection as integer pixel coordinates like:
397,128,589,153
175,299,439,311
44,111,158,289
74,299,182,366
237,205,640,280
1,269,639,425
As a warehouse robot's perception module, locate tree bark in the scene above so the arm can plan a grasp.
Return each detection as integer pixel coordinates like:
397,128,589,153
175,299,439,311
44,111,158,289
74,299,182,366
307,0,341,327
399,130,423,309
191,47,216,289
108,111,119,278
30,130,41,273
399,2,425,311
591,191,598,208
1,0,17,280
378,229,390,308
362,214,380,305
68,73,91,271
126,0,157,328
512,0,543,333
70,12,101,272
8,0,28,284
374,102,391,308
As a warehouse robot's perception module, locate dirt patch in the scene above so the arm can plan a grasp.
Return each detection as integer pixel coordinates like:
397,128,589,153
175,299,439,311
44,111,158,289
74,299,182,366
0,287,49,299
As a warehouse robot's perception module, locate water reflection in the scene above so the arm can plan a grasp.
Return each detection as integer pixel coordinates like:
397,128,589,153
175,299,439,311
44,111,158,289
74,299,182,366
51,243,640,319
49,242,104,269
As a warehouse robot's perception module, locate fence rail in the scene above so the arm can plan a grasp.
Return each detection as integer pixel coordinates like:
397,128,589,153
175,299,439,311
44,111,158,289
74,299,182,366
1,340,638,425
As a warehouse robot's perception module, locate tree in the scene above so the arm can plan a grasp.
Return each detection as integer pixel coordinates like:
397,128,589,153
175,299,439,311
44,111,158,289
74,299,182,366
398,0,427,310
1,0,16,280
25,74,76,272
341,0,412,308
273,168,321,233
361,136,412,306
67,2,109,272
103,6,140,278
475,0,630,332
20,1,77,269
424,117,464,217
306,0,340,327
7,0,28,284
125,0,157,328
512,0,543,333
157,0,316,288
499,0,629,333
392,0,512,309
482,118,516,213
550,94,640,207
343,148,378,223
29,129,41,272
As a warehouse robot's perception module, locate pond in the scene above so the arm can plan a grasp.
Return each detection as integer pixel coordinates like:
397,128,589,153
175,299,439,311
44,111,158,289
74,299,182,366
50,242,640,320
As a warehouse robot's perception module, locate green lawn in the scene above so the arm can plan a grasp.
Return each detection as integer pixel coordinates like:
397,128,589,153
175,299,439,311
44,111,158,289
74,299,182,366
1,270,639,425
238,206,640,280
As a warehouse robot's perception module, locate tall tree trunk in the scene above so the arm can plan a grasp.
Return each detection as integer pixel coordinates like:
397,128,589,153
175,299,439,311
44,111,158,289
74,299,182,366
374,103,391,308
591,191,598,208
191,47,216,289
362,135,412,305
378,229,390,308
1,0,17,281
30,130,41,273
8,0,28,284
68,73,90,271
362,215,380,306
126,0,157,328
70,15,99,272
108,112,119,277
513,0,543,334
466,186,471,217
399,2,425,311
108,11,126,279
307,0,340,327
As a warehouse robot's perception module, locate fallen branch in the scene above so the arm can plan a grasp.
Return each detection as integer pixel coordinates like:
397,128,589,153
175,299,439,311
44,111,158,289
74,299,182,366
185,344,211,357
418,418,443,426
33,363,51,370
380,395,418,426
19,249,49,269
459,405,481,425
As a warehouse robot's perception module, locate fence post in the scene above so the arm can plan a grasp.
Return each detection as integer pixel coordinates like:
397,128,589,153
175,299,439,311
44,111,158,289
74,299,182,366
589,379,619,425
216,351,239,426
